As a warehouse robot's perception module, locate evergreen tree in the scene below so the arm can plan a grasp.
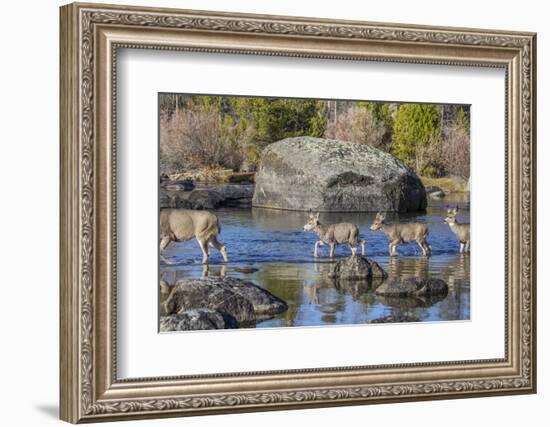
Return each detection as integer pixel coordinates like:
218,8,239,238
392,103,442,175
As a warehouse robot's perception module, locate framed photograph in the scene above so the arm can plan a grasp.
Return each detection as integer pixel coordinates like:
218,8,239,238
60,2,537,423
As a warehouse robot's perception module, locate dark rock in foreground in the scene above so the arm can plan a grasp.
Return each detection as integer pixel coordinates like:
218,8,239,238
369,314,420,324
252,137,427,212
375,277,448,297
161,277,288,328
328,256,388,281
160,309,238,332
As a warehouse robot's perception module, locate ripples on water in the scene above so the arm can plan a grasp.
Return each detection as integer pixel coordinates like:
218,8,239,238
161,194,470,327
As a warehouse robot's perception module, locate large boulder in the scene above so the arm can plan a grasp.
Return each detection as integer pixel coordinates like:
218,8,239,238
162,277,288,327
375,277,448,297
160,309,238,332
252,137,427,212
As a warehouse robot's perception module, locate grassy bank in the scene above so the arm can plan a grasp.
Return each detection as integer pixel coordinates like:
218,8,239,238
420,176,470,193
168,167,255,184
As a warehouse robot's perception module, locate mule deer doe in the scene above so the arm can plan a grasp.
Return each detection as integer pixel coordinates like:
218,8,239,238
444,207,470,253
160,208,228,264
303,212,365,258
370,212,432,257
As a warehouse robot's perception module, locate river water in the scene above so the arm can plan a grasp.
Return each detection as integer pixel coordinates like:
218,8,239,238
160,194,470,327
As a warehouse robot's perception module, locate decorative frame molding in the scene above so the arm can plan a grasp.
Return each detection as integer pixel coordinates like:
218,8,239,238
60,2,536,423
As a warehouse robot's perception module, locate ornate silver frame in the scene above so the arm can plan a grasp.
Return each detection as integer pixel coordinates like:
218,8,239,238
60,2,536,423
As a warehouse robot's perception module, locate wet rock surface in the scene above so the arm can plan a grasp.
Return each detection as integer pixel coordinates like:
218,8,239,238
375,277,449,297
160,276,288,330
160,309,238,331
328,256,388,281
252,137,427,212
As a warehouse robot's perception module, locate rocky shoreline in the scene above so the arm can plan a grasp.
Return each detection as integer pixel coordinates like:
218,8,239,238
160,182,255,210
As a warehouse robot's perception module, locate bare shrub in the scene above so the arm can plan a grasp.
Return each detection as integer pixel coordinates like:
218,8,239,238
325,106,388,150
414,134,444,177
159,105,254,175
442,124,470,178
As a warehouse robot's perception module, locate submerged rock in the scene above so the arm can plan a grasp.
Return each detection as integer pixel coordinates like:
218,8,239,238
428,190,445,199
375,277,448,297
163,179,195,191
328,256,388,281
333,280,372,300
162,277,288,327
234,267,260,274
252,137,427,212
160,309,238,332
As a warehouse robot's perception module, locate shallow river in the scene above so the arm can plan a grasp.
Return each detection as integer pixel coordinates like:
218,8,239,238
161,194,470,327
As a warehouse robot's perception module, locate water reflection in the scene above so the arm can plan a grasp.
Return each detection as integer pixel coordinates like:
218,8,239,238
159,196,470,328
386,256,430,278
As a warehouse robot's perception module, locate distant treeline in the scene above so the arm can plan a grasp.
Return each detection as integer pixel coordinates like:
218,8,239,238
159,94,470,178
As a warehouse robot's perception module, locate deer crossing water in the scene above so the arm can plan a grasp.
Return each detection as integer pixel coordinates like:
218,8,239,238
159,196,471,328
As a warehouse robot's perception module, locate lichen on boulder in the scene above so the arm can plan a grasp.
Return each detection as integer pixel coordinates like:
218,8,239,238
252,137,427,212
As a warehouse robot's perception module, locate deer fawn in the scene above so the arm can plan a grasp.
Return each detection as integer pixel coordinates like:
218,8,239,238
370,212,432,257
444,207,470,253
303,212,366,258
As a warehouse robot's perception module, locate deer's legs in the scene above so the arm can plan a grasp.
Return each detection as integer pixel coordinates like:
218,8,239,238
329,243,336,258
349,243,357,257
459,242,465,253
416,240,425,256
465,241,470,253
159,236,172,264
208,236,228,262
360,240,366,257
314,240,323,258
418,240,431,257
197,239,209,264
389,242,398,257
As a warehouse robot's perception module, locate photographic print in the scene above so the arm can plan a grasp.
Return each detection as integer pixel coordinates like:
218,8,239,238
158,94,471,331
